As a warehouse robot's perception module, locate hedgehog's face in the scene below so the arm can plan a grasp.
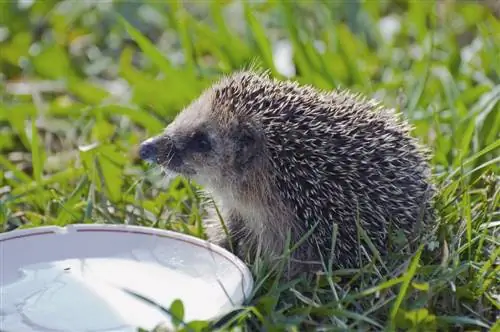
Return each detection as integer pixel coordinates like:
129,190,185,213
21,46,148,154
138,93,265,190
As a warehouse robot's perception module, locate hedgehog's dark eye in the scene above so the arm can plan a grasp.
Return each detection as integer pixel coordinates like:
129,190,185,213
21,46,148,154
188,132,211,153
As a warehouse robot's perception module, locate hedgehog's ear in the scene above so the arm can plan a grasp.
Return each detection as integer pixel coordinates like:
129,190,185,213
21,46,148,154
230,119,261,171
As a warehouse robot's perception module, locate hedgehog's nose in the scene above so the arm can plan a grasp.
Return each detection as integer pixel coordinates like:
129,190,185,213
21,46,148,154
139,138,158,162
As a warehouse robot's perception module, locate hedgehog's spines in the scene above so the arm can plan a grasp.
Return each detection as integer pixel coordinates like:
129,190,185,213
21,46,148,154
162,70,435,277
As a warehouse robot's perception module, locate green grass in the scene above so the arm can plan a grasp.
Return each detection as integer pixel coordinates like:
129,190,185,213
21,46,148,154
1,0,499,331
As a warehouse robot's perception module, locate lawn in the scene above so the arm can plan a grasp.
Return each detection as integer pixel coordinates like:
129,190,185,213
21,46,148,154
0,0,499,331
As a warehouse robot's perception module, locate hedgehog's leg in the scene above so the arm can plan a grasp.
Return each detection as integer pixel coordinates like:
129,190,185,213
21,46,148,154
283,239,325,280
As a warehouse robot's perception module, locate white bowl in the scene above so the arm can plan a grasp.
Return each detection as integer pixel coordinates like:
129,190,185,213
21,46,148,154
0,224,253,331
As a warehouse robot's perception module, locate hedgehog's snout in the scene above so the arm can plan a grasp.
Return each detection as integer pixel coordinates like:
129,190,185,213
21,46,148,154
139,135,183,167
139,137,158,162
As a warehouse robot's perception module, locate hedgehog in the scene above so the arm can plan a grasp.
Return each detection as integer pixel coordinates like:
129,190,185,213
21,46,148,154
139,70,435,278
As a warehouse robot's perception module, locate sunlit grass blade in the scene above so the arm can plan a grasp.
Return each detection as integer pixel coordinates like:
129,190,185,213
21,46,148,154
0,155,32,184
91,105,165,133
55,175,89,225
436,315,491,329
387,244,424,330
243,2,277,76
278,0,312,76
209,1,251,68
166,0,197,75
118,15,176,77
30,118,44,184
10,168,85,198
443,139,500,184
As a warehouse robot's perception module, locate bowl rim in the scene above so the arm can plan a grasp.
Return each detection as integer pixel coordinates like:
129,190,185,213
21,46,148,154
0,223,254,304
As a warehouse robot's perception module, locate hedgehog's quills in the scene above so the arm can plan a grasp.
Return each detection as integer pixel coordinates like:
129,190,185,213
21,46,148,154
139,70,435,279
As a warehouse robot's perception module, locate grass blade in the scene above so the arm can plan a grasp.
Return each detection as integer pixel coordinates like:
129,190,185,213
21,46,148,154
388,245,424,330
30,118,44,184
118,15,175,77
243,2,277,76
